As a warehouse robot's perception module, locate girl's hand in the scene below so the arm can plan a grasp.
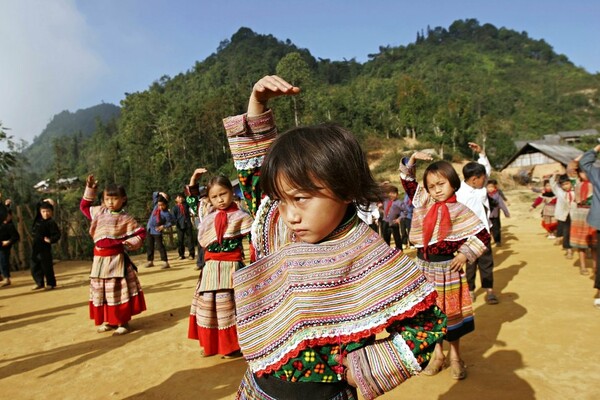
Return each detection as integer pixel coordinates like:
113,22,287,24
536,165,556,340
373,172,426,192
190,168,207,185
86,174,98,189
449,253,467,272
407,151,432,168
248,75,300,116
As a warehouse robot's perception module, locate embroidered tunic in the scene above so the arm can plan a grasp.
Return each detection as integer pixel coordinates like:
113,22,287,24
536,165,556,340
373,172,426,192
224,110,447,399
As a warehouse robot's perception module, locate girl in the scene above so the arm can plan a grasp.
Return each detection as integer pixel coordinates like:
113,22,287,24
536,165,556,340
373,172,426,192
529,180,558,239
569,159,597,275
399,154,490,380
224,75,446,400
187,172,253,358
80,175,147,335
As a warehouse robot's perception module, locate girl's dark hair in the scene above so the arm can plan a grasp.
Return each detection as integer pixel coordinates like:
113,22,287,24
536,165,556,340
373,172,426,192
261,124,382,210
104,184,128,207
423,161,462,192
207,175,234,194
487,179,498,186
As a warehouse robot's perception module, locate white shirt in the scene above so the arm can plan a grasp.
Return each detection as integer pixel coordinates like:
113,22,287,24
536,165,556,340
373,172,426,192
456,154,491,232
357,202,380,225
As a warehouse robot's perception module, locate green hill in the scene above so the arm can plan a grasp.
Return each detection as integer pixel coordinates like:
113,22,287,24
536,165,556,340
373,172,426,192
23,103,120,172
18,20,600,220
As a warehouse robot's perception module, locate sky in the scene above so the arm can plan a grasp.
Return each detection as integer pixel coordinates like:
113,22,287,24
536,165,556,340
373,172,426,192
1,0,599,145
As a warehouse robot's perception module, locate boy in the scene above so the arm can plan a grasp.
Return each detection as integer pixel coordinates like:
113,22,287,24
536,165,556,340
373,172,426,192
380,185,405,249
456,143,498,305
144,192,174,269
31,200,61,290
172,193,195,260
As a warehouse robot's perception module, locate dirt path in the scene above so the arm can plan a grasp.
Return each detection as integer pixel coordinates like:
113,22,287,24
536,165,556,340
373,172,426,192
1,189,599,400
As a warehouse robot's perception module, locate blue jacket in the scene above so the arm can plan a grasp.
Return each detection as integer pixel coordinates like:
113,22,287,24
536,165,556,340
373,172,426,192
579,149,600,230
146,192,174,235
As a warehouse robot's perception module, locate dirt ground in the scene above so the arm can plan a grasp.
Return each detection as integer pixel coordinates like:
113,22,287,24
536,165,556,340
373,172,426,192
1,189,599,400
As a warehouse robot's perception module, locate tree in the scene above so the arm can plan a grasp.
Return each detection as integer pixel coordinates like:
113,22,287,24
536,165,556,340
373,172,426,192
276,52,313,126
0,122,17,172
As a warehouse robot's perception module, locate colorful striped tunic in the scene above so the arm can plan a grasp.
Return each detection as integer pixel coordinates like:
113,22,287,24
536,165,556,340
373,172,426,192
224,110,447,400
400,162,489,341
80,186,147,326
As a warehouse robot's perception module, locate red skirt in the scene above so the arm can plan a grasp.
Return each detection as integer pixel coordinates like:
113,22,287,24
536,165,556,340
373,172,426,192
89,265,146,326
188,289,240,356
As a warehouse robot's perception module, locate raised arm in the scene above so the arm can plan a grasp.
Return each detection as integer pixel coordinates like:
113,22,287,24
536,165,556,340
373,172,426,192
80,174,98,220
469,142,491,177
222,75,300,216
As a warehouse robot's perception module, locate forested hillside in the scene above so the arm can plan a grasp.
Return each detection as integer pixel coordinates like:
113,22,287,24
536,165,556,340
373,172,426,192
23,103,121,172
4,19,599,260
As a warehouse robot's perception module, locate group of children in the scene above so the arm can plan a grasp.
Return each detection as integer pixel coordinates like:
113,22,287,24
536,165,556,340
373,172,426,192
10,73,574,398
530,164,597,278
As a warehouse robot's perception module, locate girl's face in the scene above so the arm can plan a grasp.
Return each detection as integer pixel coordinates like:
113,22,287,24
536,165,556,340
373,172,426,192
543,183,552,192
208,184,234,210
426,172,455,202
104,194,125,212
486,184,497,194
276,177,350,244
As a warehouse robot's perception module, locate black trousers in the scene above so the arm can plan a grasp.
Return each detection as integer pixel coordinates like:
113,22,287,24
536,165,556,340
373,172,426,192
466,242,494,291
381,220,402,249
146,234,167,262
400,218,411,246
31,250,56,287
595,231,600,290
558,216,572,250
490,216,502,244
176,226,195,258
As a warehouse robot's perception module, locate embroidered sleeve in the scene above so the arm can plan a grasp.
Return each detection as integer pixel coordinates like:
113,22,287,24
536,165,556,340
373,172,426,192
458,228,489,263
347,305,446,399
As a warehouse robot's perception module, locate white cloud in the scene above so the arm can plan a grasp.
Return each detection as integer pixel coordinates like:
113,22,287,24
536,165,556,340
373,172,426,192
0,0,106,144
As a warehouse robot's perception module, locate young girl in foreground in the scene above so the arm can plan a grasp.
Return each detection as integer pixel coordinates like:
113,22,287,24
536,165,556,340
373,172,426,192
399,154,490,380
224,75,446,400
187,172,253,358
80,175,147,335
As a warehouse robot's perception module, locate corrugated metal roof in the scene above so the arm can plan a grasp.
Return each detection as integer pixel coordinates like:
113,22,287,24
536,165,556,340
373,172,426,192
501,143,583,170
557,129,598,138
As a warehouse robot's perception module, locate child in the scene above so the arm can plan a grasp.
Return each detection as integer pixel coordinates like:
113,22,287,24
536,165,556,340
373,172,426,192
172,193,196,260
578,145,600,307
144,192,174,269
456,145,498,305
187,172,253,358
399,193,414,249
400,154,490,380
185,173,210,271
486,179,511,246
568,159,596,276
225,75,446,399
530,180,558,239
550,174,575,259
356,201,380,232
380,185,405,249
31,200,61,290
80,175,147,335
0,207,20,287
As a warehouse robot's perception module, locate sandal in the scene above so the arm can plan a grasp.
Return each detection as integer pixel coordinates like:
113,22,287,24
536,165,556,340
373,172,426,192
421,357,445,376
580,269,589,275
112,325,129,336
485,293,499,305
221,350,242,359
97,324,117,333
449,358,467,380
